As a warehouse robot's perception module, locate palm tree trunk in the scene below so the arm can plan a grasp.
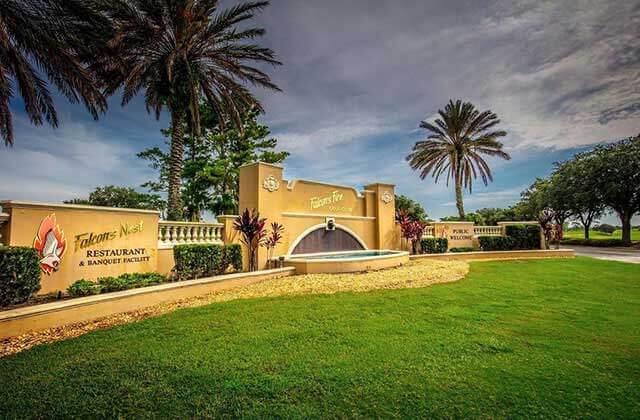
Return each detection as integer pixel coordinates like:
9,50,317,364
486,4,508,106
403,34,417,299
454,174,465,218
167,111,184,221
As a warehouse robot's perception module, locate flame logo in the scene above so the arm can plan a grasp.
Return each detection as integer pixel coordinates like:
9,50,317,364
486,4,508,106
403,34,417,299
33,214,67,275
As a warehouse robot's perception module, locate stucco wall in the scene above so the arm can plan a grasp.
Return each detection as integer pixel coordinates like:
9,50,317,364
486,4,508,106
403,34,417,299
238,162,397,269
1,201,160,294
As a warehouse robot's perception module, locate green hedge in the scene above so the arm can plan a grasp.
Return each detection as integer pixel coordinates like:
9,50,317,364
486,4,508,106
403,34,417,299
67,279,99,297
0,246,41,307
478,236,515,251
225,244,242,272
561,238,627,247
420,238,448,254
505,225,541,250
174,244,243,280
67,273,168,297
449,247,475,253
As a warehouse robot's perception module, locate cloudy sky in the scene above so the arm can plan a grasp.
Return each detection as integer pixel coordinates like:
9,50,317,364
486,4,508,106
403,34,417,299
1,0,639,222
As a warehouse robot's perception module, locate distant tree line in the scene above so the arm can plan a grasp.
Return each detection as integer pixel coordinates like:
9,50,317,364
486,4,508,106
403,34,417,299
65,186,164,213
515,135,640,245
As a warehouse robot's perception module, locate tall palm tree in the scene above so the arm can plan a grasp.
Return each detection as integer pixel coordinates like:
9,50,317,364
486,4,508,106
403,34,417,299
93,0,281,220
407,100,510,218
0,0,107,146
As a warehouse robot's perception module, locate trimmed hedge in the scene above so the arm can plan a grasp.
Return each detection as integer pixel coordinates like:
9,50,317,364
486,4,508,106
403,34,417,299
225,244,242,272
67,273,168,297
505,225,541,250
174,243,243,280
561,238,627,247
0,246,41,307
478,236,515,251
449,247,475,253
420,238,448,254
67,279,99,297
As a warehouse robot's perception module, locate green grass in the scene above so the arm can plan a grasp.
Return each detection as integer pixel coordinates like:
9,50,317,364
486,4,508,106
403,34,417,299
564,228,640,241
1,258,639,418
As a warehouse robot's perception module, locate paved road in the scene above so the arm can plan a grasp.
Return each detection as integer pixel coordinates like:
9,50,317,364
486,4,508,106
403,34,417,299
562,245,640,264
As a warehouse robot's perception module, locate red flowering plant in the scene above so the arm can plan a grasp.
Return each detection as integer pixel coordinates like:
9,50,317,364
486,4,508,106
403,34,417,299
233,209,267,271
537,208,565,249
262,222,284,268
398,211,426,254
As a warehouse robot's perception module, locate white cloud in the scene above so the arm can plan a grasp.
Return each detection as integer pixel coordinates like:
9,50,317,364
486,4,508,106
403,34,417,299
0,116,153,203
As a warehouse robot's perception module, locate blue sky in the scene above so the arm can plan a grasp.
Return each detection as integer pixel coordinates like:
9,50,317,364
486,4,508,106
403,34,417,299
1,0,639,224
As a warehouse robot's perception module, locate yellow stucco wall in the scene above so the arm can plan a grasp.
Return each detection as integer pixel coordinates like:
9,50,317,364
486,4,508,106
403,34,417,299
238,162,397,269
433,221,476,249
1,201,160,295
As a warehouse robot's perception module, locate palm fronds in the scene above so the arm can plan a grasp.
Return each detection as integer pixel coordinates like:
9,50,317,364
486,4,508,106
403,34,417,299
407,100,510,217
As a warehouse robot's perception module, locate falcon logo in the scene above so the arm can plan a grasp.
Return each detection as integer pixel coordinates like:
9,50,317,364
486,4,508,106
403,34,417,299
33,214,67,275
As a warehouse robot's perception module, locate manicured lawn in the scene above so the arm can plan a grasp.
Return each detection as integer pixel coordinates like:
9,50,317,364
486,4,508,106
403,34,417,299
0,257,638,418
564,228,640,241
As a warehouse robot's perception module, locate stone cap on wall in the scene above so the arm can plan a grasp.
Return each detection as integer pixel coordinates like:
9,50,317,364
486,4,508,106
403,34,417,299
497,221,539,225
0,200,161,215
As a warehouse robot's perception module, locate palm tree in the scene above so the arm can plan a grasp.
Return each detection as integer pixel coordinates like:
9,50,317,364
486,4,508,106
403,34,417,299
0,0,107,146
93,0,281,220
407,100,510,218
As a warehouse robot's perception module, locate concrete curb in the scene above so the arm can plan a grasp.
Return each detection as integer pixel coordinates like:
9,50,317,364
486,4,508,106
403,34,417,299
0,267,295,340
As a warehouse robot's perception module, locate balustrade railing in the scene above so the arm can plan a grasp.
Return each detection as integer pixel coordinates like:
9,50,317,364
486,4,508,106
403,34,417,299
474,226,502,236
158,221,224,248
422,225,435,238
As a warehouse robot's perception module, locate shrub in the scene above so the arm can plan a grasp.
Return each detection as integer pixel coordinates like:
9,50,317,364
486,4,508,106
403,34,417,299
224,244,243,272
119,272,166,287
68,273,168,296
594,224,616,234
561,238,627,247
174,244,242,280
97,276,127,292
420,238,448,254
505,225,541,250
0,246,41,307
478,236,515,251
174,244,223,279
449,247,475,253
67,279,99,297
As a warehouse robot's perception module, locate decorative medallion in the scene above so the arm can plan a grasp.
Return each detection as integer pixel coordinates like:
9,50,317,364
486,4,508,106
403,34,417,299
262,175,280,192
381,191,393,204
33,213,67,275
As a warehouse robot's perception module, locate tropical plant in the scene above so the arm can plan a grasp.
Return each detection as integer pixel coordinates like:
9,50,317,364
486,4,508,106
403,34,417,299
0,0,107,146
262,222,284,267
93,0,281,220
407,100,511,218
398,212,426,254
233,209,267,271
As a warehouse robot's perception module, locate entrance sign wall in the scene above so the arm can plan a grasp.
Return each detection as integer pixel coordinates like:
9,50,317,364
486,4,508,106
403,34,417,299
238,162,398,270
0,201,159,294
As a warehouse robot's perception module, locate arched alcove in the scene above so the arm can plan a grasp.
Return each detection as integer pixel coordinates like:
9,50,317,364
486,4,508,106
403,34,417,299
291,226,366,255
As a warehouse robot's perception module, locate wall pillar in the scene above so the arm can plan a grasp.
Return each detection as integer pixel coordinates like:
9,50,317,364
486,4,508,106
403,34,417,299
238,162,285,270
217,215,239,245
363,183,396,249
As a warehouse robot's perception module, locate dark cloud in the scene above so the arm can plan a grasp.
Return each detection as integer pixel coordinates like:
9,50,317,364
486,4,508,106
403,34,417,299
3,0,639,220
